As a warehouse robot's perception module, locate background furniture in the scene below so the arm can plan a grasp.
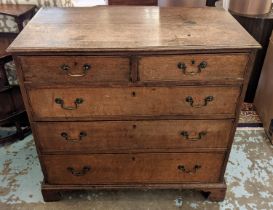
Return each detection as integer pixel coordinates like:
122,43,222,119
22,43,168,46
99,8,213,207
254,31,273,144
206,0,220,6
0,4,35,144
229,0,272,15
0,1,74,33
109,0,157,5
8,6,259,202
230,7,273,102
108,0,219,6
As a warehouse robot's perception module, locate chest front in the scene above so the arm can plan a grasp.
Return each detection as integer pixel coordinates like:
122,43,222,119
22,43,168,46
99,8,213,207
8,6,260,202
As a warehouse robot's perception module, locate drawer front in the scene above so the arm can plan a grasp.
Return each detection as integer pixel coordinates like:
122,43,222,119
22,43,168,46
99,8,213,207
19,56,130,83
28,86,240,119
139,54,248,82
35,120,233,152
43,153,225,184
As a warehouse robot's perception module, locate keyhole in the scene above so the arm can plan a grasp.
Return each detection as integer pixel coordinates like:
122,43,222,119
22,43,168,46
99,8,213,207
132,156,135,161
132,124,137,129
131,91,136,97
191,60,195,65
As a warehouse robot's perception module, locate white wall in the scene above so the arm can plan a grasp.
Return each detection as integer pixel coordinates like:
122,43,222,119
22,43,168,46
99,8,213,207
223,0,229,10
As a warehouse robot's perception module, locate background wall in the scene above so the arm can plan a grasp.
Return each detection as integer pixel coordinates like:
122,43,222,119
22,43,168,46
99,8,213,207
223,0,229,10
223,0,273,10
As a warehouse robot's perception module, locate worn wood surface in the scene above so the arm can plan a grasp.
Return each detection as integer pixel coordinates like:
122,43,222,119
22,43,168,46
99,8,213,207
139,54,249,82
28,86,240,119
42,153,225,184
34,120,233,153
219,50,257,180
19,56,130,83
9,6,260,202
7,6,260,53
41,181,227,202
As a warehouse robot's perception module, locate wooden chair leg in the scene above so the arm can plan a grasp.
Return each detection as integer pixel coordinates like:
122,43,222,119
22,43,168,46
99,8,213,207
0,59,9,87
15,120,24,140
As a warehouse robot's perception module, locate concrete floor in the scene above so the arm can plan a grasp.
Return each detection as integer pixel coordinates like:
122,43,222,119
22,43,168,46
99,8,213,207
0,128,272,210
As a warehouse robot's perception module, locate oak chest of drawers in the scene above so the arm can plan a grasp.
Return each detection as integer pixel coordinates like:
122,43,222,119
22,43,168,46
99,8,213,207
8,6,260,202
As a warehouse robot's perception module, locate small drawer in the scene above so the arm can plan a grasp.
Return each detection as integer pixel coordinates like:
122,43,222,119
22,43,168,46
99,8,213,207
139,54,248,82
42,153,225,184
35,120,233,153
19,56,130,83
28,86,240,120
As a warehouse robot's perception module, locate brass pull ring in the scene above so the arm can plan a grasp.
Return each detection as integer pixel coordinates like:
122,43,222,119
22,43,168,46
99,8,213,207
67,166,91,176
61,131,87,142
177,165,201,174
177,61,207,75
185,96,214,108
61,64,91,77
55,98,84,110
180,131,207,141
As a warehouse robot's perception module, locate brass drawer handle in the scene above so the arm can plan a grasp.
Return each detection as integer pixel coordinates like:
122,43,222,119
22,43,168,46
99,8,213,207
185,96,214,108
67,166,91,176
180,131,207,141
55,98,84,110
61,131,87,142
177,61,207,75
61,63,91,77
177,165,201,174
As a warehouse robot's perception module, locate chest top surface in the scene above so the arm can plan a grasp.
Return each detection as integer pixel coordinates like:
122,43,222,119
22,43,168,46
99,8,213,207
8,6,260,53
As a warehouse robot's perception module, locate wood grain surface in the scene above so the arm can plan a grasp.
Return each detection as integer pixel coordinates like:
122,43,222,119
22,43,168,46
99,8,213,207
34,120,233,153
42,153,225,184
20,56,130,83
139,54,249,82
28,86,240,119
7,6,260,53
9,6,260,202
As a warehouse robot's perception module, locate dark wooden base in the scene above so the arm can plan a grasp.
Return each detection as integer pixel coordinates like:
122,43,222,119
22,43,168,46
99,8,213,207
42,188,62,202
201,187,227,202
41,181,227,202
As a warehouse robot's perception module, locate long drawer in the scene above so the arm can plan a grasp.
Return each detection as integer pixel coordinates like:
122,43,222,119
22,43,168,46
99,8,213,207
28,86,240,119
139,54,248,82
19,56,130,83
42,153,225,184
35,120,233,153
